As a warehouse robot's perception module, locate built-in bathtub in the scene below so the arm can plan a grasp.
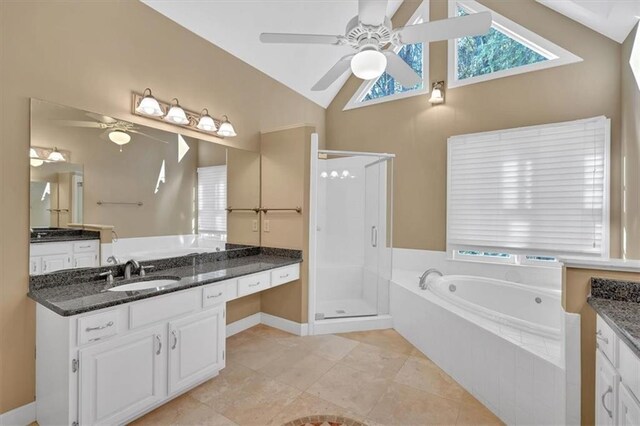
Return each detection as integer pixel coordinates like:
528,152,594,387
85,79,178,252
391,269,566,425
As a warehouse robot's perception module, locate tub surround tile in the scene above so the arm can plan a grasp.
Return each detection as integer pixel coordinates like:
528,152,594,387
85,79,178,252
30,228,101,244
28,246,302,316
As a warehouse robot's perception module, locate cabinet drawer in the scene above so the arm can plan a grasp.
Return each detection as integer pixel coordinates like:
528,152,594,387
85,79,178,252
597,315,618,366
78,310,119,345
271,264,300,287
237,272,270,297
73,240,99,253
203,283,229,307
130,290,199,329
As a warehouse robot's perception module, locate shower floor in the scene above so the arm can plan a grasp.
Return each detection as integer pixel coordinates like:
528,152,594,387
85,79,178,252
316,298,377,319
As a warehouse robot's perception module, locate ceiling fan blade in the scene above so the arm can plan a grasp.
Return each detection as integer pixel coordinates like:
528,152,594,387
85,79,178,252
397,11,492,44
85,112,118,124
312,55,354,91
55,120,105,128
359,0,389,26
383,52,421,88
260,33,341,45
129,129,169,144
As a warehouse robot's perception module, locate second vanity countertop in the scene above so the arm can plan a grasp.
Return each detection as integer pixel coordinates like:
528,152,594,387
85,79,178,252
28,247,302,317
30,228,101,244
588,277,640,358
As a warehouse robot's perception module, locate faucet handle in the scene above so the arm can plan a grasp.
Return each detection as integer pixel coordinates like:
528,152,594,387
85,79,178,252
140,265,155,277
99,270,114,285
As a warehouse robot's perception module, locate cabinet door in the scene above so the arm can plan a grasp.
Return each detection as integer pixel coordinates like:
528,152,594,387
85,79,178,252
596,350,619,426
73,252,98,268
79,324,166,425
29,257,41,275
168,306,225,395
42,253,70,273
619,384,640,426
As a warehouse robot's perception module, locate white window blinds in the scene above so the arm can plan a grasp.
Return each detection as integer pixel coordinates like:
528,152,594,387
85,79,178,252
447,116,610,258
197,165,227,234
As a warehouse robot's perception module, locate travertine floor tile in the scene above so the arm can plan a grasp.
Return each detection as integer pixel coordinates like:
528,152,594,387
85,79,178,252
188,362,258,409
227,335,286,370
367,382,460,426
275,353,336,390
394,355,466,401
341,342,408,379
456,401,505,425
258,346,312,378
306,363,390,416
303,334,359,361
338,329,415,355
130,393,237,426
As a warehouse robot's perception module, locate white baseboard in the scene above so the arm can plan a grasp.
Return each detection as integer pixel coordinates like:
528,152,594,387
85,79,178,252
0,402,36,426
311,314,393,335
226,312,309,337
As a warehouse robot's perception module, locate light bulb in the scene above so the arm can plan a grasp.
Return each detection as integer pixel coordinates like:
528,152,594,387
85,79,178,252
196,109,217,132
351,49,387,80
165,99,189,125
429,82,445,104
135,88,164,117
108,130,131,145
330,171,339,179
320,171,328,178
218,115,237,137
342,170,350,177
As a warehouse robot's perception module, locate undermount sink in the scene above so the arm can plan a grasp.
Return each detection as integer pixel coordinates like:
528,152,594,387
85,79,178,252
107,276,181,292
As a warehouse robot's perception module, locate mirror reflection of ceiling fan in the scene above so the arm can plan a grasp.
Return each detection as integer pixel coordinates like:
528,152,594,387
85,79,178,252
260,0,491,91
56,112,169,151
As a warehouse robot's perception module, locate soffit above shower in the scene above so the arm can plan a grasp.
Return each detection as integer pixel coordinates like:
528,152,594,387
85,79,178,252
140,0,403,108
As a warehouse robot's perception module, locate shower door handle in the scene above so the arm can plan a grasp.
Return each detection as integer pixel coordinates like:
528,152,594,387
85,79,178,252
371,226,378,248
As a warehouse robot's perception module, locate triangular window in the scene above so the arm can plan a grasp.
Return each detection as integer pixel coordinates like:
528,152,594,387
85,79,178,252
344,0,429,110
448,0,582,88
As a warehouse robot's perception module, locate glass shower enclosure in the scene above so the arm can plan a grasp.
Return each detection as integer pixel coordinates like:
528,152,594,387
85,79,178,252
311,148,393,322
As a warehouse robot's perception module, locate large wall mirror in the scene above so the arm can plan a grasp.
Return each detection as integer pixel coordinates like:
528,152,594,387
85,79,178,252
29,99,260,274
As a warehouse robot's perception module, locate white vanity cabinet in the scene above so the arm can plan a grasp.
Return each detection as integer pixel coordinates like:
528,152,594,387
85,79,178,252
30,240,99,274
595,314,640,426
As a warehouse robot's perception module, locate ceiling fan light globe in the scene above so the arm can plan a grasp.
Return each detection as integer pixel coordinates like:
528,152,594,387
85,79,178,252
109,130,132,145
196,115,217,132
351,50,387,80
136,96,164,117
165,106,189,125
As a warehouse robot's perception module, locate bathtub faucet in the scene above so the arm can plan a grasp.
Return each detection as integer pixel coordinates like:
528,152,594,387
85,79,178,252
419,268,443,290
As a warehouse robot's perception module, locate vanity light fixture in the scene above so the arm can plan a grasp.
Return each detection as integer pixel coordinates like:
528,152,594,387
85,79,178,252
135,88,164,117
196,109,217,132
429,81,445,105
30,148,44,167
47,147,66,162
165,98,189,125
108,130,131,145
217,115,237,137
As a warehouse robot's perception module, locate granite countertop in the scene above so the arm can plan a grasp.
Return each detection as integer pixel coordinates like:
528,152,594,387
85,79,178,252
30,228,101,244
588,277,640,358
28,247,302,317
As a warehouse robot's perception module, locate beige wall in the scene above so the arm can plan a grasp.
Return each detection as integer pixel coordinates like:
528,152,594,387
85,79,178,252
0,0,324,414
622,24,640,258
326,0,622,255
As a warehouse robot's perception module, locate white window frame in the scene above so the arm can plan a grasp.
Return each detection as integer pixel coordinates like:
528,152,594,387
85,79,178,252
446,117,611,261
447,0,582,89
344,0,430,111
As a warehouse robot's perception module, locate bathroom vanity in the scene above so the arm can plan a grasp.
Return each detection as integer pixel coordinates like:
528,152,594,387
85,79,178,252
29,247,301,426
30,229,101,274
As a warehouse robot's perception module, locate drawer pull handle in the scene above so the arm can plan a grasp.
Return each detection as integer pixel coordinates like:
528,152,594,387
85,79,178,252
249,282,261,287
601,385,613,419
155,335,162,355
596,330,609,344
78,245,91,249
207,292,223,299
171,330,178,350
86,321,114,332
280,274,289,279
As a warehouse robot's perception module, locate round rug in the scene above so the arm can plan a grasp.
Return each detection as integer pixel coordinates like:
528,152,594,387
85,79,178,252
283,415,366,426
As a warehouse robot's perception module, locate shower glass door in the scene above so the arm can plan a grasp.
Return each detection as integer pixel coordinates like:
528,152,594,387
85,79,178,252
315,152,392,320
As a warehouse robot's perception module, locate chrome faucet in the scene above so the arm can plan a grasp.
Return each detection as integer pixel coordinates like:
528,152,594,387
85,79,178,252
106,255,121,265
124,259,140,280
419,268,443,290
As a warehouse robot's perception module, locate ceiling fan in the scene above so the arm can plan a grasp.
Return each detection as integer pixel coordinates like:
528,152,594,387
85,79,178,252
260,0,492,91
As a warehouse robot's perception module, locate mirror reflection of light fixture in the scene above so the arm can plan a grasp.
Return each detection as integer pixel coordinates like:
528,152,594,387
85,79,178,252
108,130,131,145
217,115,237,137
47,147,66,162
30,148,44,167
429,81,445,105
196,109,217,132
135,88,164,117
164,98,189,125
351,48,387,80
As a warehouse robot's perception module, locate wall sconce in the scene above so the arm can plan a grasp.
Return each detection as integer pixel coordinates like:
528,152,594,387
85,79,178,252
132,89,237,138
30,146,70,166
429,81,445,105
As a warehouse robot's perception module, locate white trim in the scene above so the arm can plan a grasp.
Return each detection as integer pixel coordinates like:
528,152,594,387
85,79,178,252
260,313,308,336
226,312,261,337
319,149,396,159
308,135,319,333
312,315,394,335
447,0,583,89
0,402,36,426
344,0,430,111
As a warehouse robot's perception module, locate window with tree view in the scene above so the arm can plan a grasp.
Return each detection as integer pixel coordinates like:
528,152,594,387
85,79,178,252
362,42,424,102
456,7,547,80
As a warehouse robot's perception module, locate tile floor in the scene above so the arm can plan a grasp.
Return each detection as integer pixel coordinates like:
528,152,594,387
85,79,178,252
131,325,504,426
